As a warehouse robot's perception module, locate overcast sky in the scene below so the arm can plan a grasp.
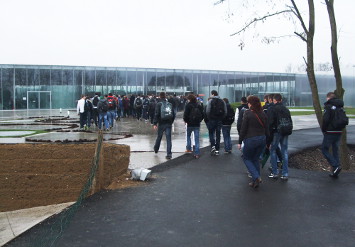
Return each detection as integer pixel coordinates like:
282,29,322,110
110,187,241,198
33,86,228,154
0,0,354,75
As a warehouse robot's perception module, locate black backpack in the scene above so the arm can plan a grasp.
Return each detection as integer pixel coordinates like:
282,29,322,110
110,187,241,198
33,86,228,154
143,98,149,108
84,101,90,112
275,104,293,136
223,104,235,125
149,98,157,109
98,100,109,112
160,101,173,121
210,98,225,119
189,104,203,124
135,98,143,108
331,107,349,129
92,96,99,107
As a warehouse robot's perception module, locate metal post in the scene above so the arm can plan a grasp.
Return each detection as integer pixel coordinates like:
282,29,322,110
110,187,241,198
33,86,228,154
13,68,16,110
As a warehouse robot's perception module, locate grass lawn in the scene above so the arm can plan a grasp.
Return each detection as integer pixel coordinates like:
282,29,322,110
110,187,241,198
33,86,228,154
0,129,48,138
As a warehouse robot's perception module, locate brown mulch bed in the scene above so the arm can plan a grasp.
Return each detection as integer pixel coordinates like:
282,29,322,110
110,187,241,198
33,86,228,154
289,145,355,172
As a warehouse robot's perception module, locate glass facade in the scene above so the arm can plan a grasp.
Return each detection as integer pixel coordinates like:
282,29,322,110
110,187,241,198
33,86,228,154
0,64,353,110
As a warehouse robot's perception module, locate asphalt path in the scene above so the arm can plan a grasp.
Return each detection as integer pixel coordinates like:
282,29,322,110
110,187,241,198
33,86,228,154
6,126,355,247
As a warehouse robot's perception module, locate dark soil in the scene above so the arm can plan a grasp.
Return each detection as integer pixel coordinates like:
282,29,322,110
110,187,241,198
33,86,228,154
289,145,355,172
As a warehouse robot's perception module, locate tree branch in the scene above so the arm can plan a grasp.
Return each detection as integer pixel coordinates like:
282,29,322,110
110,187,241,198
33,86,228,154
294,32,307,42
290,0,308,34
230,9,292,37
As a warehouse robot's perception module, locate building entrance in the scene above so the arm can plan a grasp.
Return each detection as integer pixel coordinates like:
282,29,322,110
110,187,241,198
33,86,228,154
27,91,52,109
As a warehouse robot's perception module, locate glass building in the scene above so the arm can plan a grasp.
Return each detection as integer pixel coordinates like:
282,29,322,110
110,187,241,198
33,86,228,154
0,64,354,110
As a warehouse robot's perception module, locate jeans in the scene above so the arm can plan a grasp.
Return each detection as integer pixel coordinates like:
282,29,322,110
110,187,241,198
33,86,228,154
98,112,109,130
322,133,341,168
186,126,200,155
142,107,149,120
242,135,266,182
222,125,232,152
154,123,172,156
270,133,289,176
207,119,222,150
79,112,87,128
107,110,116,127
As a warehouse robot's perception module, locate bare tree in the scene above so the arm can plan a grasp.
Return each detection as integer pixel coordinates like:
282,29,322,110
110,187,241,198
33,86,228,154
217,0,351,169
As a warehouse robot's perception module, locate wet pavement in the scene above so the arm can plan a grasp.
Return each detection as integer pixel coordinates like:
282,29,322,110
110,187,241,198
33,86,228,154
1,109,355,247
4,125,355,247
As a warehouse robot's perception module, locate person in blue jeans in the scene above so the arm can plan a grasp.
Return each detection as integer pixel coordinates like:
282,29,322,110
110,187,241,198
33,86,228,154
98,96,110,131
222,98,235,154
153,92,175,160
237,96,268,188
183,94,204,159
267,93,292,180
206,90,227,156
321,92,345,178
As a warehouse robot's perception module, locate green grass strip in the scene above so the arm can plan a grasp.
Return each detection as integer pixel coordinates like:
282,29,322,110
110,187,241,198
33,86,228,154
0,129,48,138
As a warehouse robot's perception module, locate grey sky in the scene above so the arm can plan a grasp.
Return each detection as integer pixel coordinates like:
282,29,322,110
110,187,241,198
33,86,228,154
0,0,354,75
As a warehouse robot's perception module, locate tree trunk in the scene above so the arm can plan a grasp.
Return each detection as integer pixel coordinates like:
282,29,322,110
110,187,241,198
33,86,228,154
325,0,350,169
305,0,323,127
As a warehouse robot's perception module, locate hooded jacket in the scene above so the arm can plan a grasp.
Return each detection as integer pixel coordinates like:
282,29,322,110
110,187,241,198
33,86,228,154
322,98,344,134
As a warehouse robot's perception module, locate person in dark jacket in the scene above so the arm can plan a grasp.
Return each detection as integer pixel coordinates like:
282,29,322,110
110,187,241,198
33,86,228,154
206,90,227,156
235,96,249,135
153,92,176,160
321,92,345,177
222,98,235,154
267,93,292,180
183,94,204,159
237,96,269,188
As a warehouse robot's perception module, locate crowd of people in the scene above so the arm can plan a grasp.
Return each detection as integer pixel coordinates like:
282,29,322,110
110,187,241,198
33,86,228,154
77,89,348,189
76,93,196,131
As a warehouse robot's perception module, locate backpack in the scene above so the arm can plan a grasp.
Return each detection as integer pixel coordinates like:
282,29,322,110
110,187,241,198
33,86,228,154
149,98,157,109
135,98,143,108
84,101,90,112
275,105,293,136
189,104,203,124
210,98,225,119
143,98,149,108
223,104,235,125
331,106,349,129
92,96,99,107
160,101,173,121
107,97,116,110
237,106,248,133
98,100,109,112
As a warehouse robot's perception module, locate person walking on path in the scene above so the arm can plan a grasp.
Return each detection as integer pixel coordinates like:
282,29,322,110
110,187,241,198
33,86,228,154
98,95,110,131
222,98,235,154
237,96,268,188
107,93,117,129
267,93,293,180
321,92,348,178
235,96,249,135
92,93,100,127
76,94,87,129
206,90,227,156
153,92,175,160
134,95,143,121
183,94,204,159
85,96,93,129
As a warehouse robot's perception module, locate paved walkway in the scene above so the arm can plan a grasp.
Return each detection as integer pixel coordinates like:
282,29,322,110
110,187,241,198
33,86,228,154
4,118,355,247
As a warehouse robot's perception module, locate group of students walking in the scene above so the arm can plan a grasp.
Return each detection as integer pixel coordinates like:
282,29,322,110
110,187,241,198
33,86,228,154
152,90,235,160
153,90,348,189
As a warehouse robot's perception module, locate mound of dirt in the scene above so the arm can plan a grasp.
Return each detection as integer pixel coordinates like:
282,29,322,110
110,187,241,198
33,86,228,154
289,145,355,172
